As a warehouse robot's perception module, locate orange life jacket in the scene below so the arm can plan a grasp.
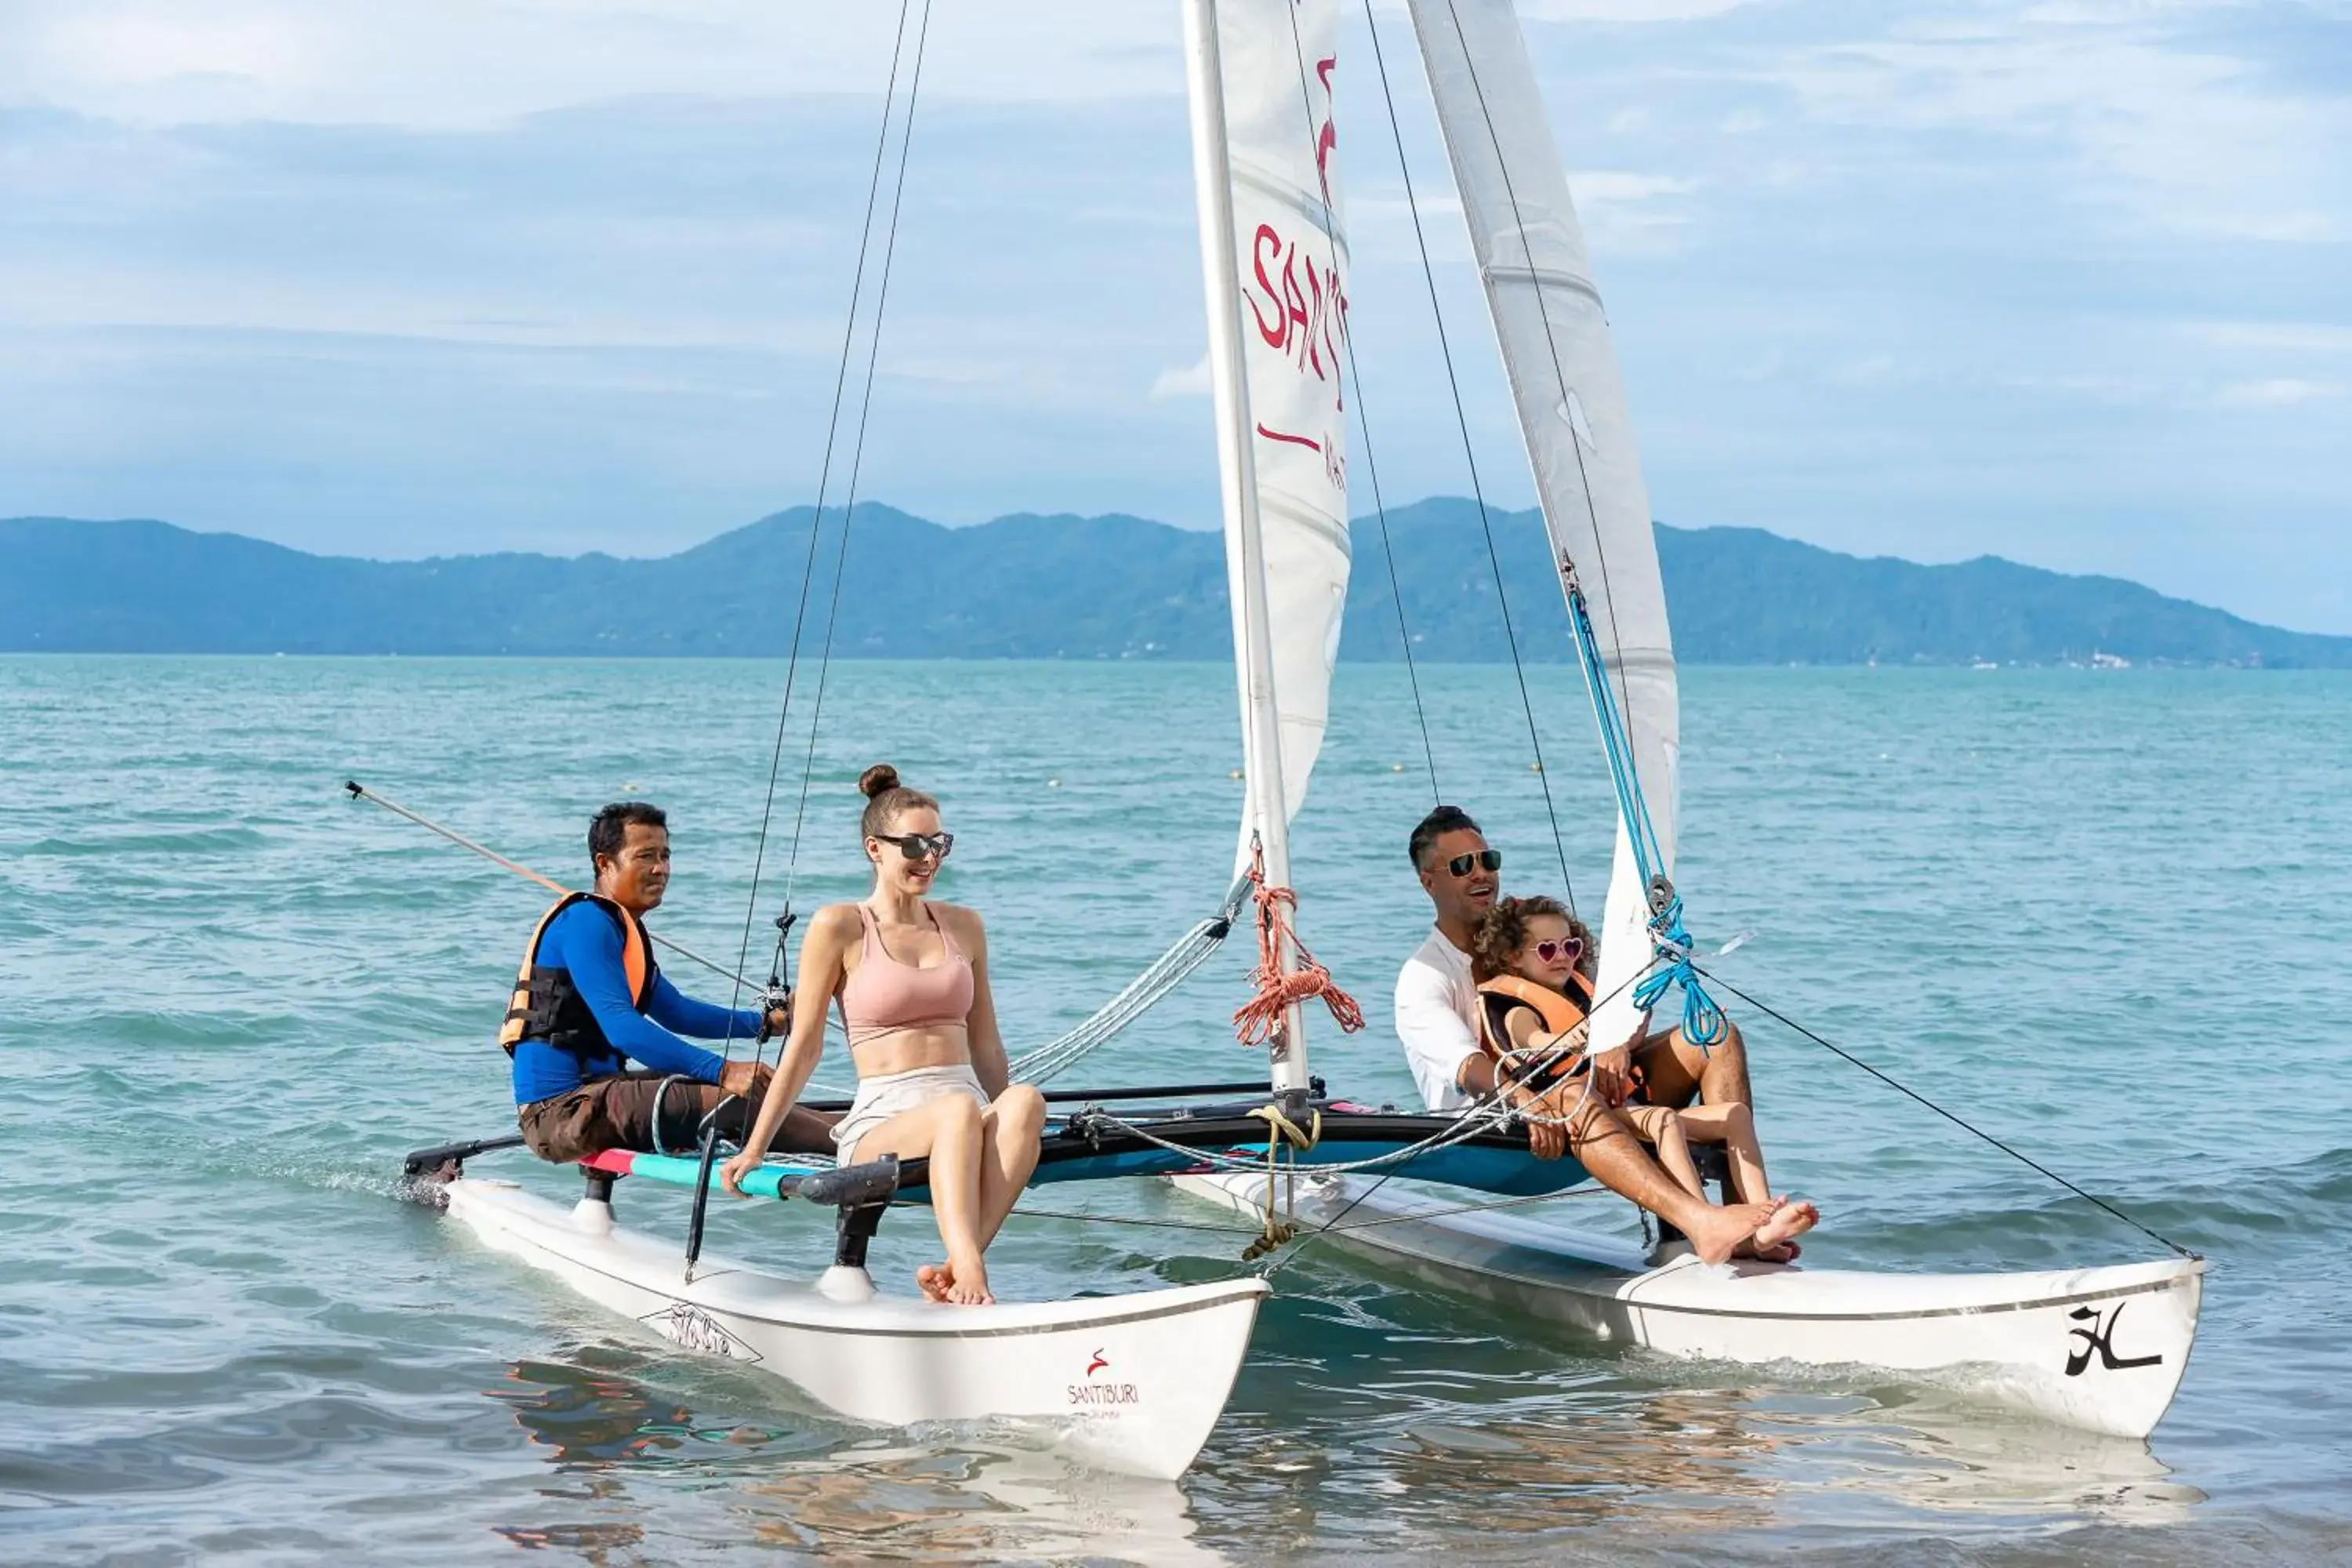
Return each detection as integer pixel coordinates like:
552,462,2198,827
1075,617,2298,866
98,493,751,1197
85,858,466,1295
1475,972,1594,1074
498,892,659,1058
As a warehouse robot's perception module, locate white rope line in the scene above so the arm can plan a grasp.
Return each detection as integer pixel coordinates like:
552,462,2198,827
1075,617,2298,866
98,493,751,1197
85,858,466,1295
1082,1095,1519,1177
1006,877,1251,1085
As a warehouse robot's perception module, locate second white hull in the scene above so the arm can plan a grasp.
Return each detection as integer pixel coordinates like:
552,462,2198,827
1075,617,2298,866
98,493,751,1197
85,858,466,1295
445,1177,1265,1479
1173,1171,2201,1440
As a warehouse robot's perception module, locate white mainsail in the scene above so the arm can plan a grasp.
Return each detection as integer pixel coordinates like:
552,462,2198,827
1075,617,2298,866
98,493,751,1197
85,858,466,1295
1407,0,1680,1054
1182,0,1355,876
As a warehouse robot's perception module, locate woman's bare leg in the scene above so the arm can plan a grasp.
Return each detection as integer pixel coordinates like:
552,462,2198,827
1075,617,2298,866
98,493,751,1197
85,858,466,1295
974,1085,1046,1249
851,1095,993,1305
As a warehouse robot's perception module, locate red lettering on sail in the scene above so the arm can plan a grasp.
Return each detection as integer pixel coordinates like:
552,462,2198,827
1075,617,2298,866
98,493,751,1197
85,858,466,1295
1315,57,1338,204
1249,225,1287,347
1240,221,1348,406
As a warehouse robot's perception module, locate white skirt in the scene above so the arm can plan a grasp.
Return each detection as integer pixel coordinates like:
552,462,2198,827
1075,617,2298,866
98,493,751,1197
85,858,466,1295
831,1064,991,1166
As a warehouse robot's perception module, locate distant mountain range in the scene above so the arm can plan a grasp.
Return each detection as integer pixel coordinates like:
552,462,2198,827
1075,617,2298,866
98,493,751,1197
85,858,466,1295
5,499,2346,667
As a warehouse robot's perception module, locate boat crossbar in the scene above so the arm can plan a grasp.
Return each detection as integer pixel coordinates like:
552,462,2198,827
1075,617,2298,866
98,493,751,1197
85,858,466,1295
398,1077,1326,1181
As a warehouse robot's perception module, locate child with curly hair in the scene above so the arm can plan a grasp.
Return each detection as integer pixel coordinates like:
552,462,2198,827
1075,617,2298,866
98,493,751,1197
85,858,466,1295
1471,896,1792,1256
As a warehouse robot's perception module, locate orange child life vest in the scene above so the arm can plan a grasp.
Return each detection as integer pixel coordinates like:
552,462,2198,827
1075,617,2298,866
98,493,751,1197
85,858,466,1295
1474,971,1595,1078
497,891,659,1059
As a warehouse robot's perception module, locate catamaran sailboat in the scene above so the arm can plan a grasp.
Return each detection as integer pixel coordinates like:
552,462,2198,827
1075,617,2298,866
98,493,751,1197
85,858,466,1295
390,0,2202,1475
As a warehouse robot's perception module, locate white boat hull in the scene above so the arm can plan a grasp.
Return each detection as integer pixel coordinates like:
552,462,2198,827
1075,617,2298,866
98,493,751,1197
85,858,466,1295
444,1177,1265,1479
1173,1171,2201,1440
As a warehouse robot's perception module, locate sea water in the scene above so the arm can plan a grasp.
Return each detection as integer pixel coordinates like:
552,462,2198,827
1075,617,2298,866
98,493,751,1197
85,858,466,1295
1,656,2346,1565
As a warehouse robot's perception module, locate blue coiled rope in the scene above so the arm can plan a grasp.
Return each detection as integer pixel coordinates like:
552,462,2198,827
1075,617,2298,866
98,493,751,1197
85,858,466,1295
1563,567,1726,1049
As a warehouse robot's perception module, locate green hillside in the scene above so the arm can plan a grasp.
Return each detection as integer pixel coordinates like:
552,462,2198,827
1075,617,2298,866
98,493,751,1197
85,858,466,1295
3,500,2343,667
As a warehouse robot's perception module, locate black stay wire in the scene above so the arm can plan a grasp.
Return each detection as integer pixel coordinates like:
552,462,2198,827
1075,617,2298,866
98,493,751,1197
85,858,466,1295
1274,2,1439,805
1432,0,1640,758
724,0,923,1057
775,0,936,938
1360,2,1577,917
1696,965,2196,1259
1349,361,1441,804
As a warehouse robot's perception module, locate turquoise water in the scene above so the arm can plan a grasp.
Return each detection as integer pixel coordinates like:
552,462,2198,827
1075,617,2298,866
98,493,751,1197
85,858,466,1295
2,656,2347,1564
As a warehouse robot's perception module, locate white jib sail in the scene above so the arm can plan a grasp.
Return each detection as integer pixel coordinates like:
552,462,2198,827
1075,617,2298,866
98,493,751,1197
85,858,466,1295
1184,0,1355,879
1408,0,1681,1055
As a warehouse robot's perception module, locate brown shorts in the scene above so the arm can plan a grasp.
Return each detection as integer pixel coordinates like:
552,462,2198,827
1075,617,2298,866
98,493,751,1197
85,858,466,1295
517,1071,733,1164
517,1072,837,1166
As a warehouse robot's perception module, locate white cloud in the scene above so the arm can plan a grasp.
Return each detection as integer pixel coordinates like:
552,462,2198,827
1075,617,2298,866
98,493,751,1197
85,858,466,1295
0,1,1185,128
2212,377,2347,408
1522,0,1765,18
1569,171,1698,205
1150,352,1213,399
2182,322,2352,356
1567,169,1700,251
1740,4,2352,245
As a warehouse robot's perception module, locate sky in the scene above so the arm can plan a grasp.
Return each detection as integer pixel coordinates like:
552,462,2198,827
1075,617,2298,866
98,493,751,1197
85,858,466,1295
1,0,2347,632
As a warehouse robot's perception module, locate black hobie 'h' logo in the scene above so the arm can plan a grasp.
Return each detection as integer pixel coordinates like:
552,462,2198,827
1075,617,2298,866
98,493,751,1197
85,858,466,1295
2063,1302,2163,1377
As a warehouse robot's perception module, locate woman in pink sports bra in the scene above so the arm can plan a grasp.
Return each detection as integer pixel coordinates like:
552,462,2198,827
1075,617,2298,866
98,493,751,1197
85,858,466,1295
721,763,1045,1306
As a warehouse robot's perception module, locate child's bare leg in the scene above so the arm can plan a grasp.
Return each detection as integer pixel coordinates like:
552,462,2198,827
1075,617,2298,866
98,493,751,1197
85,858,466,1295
1672,1102,1769,1205
1674,1101,1811,1260
1625,1105,1705,1202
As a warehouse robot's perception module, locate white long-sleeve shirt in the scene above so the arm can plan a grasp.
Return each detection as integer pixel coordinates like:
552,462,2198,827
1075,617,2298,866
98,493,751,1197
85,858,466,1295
1395,925,1480,1113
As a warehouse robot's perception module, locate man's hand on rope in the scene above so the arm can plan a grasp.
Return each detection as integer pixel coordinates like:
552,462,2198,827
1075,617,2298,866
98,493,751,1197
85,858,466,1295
718,1059,774,1102
1512,1083,1568,1161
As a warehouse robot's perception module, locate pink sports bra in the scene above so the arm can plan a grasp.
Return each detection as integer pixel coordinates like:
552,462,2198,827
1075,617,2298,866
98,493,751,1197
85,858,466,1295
839,903,975,1048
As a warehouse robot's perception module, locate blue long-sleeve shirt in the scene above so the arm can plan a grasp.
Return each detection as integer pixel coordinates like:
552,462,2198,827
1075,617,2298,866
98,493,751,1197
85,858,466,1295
510,901,766,1105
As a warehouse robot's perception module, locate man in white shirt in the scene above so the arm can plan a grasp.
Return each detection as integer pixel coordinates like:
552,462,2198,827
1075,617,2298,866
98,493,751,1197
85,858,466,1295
1393,805,1801,1265
1394,805,1500,1114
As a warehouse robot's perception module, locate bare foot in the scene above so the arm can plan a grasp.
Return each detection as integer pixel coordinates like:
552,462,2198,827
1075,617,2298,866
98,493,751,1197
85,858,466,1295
1730,1196,1788,1258
1754,1240,1803,1263
943,1252,993,1307
915,1262,953,1303
1683,1202,1783,1266
1751,1198,1819,1258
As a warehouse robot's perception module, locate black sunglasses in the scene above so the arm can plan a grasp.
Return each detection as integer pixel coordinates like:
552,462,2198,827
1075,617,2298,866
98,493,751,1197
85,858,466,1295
873,830,954,862
1443,848,1502,878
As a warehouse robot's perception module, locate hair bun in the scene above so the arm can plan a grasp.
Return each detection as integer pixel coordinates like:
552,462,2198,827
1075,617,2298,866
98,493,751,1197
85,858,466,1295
858,763,902,800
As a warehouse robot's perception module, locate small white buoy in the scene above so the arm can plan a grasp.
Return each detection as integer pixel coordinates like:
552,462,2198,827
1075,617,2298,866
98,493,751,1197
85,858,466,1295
1391,763,1406,773
1231,768,1244,780
1047,777,1062,789
1529,761,1544,774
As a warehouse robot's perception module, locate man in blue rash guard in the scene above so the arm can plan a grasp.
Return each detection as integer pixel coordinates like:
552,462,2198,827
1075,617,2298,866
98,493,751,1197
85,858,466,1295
504,800,836,1165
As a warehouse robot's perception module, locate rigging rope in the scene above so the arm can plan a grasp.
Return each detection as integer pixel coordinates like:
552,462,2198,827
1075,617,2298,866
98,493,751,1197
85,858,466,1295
1009,877,1251,1084
1695,966,2197,1259
343,782,762,992
777,0,936,924
724,0,927,1080
1360,0,1578,918
1232,841,1367,1048
1561,562,1724,1047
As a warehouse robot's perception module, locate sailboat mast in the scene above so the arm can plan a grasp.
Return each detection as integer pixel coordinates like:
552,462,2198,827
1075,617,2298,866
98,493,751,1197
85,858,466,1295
1181,0,1310,1098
